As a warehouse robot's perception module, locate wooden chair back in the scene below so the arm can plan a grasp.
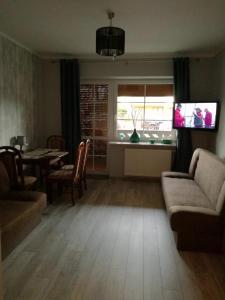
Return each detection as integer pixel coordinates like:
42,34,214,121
0,146,24,188
72,142,85,183
82,139,90,179
47,135,65,150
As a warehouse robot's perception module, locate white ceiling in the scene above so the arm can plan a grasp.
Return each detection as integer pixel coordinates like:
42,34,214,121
0,0,225,59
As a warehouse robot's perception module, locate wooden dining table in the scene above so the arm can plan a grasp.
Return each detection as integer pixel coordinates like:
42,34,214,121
22,148,69,181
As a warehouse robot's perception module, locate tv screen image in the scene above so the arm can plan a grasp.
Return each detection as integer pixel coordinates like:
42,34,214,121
173,102,219,130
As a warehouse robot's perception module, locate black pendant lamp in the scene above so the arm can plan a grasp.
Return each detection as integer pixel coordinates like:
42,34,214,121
96,12,125,59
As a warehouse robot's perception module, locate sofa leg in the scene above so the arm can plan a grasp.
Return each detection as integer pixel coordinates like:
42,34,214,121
174,231,223,252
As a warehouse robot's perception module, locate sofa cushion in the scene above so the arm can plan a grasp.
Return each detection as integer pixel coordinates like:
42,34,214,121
162,177,214,210
194,150,225,208
0,161,10,194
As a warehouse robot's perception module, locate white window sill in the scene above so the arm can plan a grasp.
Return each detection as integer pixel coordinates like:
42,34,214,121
108,141,176,149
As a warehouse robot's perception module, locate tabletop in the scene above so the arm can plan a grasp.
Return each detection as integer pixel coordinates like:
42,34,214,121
22,148,69,162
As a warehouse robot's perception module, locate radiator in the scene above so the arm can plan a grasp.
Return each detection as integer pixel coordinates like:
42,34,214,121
124,148,172,177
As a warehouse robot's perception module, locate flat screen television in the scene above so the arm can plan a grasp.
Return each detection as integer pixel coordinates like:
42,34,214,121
173,101,219,130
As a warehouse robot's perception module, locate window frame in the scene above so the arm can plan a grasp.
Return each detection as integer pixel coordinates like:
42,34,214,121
80,79,112,173
113,79,176,141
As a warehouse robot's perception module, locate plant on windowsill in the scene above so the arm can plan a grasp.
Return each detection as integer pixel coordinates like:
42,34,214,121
129,105,141,143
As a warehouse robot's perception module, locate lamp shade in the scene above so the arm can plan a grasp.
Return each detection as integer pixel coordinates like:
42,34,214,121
96,26,125,57
16,136,26,146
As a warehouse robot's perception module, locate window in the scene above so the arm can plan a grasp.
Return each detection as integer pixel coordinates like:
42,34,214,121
116,83,174,140
80,83,108,173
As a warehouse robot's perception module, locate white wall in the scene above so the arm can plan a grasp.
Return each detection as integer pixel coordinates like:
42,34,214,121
214,50,225,158
190,58,216,99
80,59,172,79
190,58,217,151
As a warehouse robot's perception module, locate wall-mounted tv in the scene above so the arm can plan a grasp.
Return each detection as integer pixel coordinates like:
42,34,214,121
173,102,219,130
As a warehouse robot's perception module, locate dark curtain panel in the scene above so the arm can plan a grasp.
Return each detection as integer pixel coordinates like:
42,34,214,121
60,59,81,162
173,57,193,172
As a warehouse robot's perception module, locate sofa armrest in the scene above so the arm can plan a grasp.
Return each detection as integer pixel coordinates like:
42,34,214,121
0,191,46,203
169,205,222,234
162,171,193,179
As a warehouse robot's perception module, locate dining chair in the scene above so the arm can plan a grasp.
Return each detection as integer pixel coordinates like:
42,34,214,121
0,146,37,190
46,135,66,169
62,139,90,190
46,141,85,205
81,139,90,190
46,135,65,150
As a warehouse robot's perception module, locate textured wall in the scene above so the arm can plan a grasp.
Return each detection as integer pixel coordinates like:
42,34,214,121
39,60,61,146
0,35,43,148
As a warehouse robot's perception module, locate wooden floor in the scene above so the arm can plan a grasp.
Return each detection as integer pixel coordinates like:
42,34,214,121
3,179,225,300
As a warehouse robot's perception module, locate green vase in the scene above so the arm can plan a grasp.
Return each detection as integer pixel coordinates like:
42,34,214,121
130,129,140,143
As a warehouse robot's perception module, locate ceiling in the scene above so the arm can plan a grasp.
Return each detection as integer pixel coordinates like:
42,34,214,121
0,0,225,59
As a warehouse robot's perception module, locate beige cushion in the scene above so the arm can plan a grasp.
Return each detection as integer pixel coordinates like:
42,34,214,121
47,169,73,181
162,177,214,210
194,150,225,208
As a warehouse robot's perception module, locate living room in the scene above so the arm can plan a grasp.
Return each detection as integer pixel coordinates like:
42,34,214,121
0,1,225,299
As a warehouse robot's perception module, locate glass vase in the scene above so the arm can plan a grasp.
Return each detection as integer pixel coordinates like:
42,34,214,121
129,129,140,143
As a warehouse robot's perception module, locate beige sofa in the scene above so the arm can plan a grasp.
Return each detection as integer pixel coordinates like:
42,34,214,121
162,148,225,252
0,161,47,259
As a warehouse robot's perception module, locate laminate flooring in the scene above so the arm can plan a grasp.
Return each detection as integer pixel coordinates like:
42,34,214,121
3,179,225,300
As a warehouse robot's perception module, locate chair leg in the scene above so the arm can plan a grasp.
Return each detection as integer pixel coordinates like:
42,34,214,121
71,185,75,206
83,177,87,190
78,182,83,198
57,183,63,196
47,182,53,204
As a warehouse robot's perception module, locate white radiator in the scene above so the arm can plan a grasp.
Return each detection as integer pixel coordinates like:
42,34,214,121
124,148,172,177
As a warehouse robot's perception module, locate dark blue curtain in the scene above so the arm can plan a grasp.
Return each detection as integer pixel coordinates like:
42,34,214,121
60,59,81,162
173,57,193,172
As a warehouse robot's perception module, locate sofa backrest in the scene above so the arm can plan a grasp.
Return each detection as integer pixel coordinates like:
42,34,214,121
189,148,201,177
193,149,225,213
0,160,10,194
217,182,225,216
